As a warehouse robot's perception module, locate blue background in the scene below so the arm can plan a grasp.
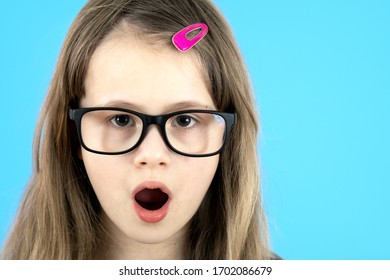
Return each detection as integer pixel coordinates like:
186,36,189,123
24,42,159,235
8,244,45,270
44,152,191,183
0,1,389,259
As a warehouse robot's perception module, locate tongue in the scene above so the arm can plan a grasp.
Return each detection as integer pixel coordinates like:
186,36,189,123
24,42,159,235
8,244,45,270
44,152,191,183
135,188,169,210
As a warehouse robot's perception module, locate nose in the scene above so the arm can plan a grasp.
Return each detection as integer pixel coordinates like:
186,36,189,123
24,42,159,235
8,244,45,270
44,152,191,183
133,125,171,167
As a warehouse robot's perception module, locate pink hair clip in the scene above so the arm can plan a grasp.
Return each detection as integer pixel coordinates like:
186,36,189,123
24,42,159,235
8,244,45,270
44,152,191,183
172,23,208,52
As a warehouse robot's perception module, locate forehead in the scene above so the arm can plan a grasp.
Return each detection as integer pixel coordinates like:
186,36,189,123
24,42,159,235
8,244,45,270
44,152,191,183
82,27,214,112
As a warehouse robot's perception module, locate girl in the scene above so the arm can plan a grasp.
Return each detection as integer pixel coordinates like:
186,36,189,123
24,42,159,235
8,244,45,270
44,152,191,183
1,0,272,259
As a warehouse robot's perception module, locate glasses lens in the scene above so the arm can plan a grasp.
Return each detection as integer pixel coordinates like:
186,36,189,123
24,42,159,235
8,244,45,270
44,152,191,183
166,112,226,155
81,110,143,153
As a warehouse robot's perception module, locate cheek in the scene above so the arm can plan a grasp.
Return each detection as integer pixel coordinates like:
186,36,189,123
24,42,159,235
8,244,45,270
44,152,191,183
176,156,219,198
81,150,127,194
169,156,219,219
181,155,218,177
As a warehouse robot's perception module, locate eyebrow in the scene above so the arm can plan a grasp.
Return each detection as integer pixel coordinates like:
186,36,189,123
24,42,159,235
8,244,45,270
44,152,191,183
165,101,215,111
100,100,215,112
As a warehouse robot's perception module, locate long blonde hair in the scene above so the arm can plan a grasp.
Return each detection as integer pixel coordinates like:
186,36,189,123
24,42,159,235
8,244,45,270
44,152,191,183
1,0,270,259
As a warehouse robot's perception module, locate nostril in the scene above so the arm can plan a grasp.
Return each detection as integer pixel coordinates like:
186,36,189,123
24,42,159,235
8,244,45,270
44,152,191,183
136,160,166,167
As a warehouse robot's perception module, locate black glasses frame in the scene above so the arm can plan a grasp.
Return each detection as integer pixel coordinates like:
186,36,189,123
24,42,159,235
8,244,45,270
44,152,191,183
69,107,236,157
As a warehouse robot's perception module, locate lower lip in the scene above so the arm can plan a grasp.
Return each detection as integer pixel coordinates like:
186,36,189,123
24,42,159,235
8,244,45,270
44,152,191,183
133,198,171,223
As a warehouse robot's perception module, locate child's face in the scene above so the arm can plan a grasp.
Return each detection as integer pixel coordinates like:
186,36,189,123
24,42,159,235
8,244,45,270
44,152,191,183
80,31,219,253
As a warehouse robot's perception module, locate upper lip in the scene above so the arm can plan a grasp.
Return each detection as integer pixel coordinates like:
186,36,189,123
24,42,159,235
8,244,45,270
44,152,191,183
132,180,172,198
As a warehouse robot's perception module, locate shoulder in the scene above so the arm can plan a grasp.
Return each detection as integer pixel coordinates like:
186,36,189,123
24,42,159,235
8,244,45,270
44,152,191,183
269,252,283,260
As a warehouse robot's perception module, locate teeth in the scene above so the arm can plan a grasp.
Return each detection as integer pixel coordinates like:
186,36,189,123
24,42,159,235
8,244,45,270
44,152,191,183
135,188,169,210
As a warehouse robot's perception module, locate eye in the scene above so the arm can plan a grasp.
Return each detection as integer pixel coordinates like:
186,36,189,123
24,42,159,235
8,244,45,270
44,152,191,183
110,114,134,127
173,115,197,128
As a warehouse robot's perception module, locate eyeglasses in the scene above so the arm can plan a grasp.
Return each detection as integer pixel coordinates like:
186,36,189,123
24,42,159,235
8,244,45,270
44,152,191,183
69,107,236,157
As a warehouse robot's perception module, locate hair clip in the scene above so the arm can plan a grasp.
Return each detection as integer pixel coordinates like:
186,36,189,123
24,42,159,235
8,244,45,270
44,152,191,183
172,23,208,52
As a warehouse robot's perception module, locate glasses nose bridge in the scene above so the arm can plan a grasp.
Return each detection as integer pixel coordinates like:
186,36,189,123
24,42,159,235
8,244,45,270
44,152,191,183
140,114,169,147
144,115,166,131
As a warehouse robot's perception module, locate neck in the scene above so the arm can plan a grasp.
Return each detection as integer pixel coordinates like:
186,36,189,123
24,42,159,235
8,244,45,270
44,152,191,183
105,237,186,260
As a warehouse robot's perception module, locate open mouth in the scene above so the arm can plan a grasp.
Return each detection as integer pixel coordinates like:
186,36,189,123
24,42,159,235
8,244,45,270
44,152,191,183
134,188,169,211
